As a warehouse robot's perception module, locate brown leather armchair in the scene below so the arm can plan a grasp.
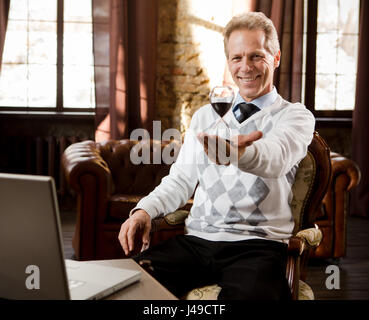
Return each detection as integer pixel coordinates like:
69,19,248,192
62,139,189,260
310,152,361,260
143,132,331,300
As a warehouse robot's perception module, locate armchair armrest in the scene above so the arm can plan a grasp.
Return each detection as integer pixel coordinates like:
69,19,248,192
150,210,190,246
61,140,114,260
295,228,323,255
288,228,322,257
286,228,322,298
151,210,189,232
62,140,113,197
330,152,361,191
164,210,190,225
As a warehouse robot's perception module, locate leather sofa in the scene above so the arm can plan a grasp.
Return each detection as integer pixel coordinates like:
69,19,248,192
310,152,360,260
62,138,360,262
62,139,188,260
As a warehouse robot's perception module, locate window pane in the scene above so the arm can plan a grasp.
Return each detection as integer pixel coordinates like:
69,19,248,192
316,34,337,74
63,0,95,108
0,1,57,108
315,75,336,111
336,75,356,110
29,0,57,21
0,65,28,106
314,0,359,111
1,0,96,110
8,0,28,21
317,0,338,32
339,0,359,34
337,35,358,75
63,66,95,108
28,65,56,107
63,22,93,66
64,0,92,22
2,20,28,64
29,22,57,64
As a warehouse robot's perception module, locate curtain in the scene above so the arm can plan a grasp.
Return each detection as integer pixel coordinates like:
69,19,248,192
351,0,369,218
223,0,304,103
93,0,158,142
258,0,304,103
0,0,10,73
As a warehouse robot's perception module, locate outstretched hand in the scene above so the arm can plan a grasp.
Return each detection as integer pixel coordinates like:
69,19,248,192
197,131,263,165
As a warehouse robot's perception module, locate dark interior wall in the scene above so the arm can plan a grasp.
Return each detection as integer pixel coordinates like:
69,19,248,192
0,114,94,172
316,120,352,158
0,113,94,141
0,113,95,207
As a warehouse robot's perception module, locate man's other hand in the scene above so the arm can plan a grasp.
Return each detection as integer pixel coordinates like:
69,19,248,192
118,209,151,256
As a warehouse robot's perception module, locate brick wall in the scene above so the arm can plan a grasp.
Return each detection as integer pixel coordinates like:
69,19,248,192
155,0,233,132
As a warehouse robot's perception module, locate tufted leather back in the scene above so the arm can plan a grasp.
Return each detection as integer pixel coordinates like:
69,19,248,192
291,132,331,232
97,139,179,195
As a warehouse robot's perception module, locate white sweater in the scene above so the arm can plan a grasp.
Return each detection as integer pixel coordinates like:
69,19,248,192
133,94,315,242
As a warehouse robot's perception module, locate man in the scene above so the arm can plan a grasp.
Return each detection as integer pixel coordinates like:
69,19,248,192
118,12,315,300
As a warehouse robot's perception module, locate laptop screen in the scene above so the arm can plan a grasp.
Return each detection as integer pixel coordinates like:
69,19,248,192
0,173,70,299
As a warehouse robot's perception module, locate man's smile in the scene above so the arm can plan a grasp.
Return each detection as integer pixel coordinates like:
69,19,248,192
237,75,261,84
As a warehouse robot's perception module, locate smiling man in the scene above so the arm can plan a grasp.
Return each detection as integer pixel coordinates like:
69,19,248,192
118,12,315,300
225,20,280,102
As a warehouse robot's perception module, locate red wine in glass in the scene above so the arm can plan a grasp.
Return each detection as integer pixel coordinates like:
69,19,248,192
211,101,233,145
209,86,235,118
211,101,233,117
209,86,235,143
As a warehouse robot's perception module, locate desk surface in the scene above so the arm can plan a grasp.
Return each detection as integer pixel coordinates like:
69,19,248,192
86,259,178,300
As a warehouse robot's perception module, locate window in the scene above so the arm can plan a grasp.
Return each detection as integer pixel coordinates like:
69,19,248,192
303,0,359,117
0,0,95,111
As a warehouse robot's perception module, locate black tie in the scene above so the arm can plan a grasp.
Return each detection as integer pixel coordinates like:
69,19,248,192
235,102,260,123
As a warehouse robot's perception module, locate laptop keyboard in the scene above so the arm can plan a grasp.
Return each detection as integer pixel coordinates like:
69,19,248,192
69,279,85,290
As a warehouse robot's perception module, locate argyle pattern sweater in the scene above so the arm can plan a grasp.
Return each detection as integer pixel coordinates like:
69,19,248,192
133,94,315,242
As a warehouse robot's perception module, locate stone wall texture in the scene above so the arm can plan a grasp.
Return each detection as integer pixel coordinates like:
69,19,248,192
156,0,211,133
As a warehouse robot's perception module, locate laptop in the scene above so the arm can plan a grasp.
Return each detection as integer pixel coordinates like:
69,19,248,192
0,173,141,300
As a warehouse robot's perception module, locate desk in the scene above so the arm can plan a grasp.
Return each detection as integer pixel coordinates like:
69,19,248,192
86,259,178,300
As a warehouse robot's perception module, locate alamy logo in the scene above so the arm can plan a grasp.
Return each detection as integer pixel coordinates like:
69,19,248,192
325,265,340,290
129,121,182,165
129,121,238,166
25,265,40,290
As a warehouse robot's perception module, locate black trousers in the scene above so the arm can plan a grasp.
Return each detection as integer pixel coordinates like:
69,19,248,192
133,235,291,300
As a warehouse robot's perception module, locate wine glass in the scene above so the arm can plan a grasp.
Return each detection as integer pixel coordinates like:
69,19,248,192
209,85,235,141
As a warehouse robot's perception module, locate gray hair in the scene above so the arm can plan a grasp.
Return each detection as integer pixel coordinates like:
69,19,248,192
223,12,280,58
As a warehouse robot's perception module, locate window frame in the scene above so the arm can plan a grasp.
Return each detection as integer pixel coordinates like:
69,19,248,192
0,0,96,114
304,0,357,119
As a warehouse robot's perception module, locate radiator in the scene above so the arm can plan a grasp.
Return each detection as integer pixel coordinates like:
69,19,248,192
1,135,83,196
36,135,83,195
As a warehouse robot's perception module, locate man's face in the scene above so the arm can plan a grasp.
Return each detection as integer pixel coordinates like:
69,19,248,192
227,28,280,102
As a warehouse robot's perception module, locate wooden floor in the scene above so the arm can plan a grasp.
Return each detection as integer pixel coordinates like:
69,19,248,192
60,209,77,261
60,210,369,300
306,216,369,300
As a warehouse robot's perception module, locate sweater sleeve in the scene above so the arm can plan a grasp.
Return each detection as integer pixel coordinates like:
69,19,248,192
130,113,200,220
235,103,315,179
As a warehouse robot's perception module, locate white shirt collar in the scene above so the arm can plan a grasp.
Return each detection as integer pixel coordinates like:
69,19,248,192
232,87,278,112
